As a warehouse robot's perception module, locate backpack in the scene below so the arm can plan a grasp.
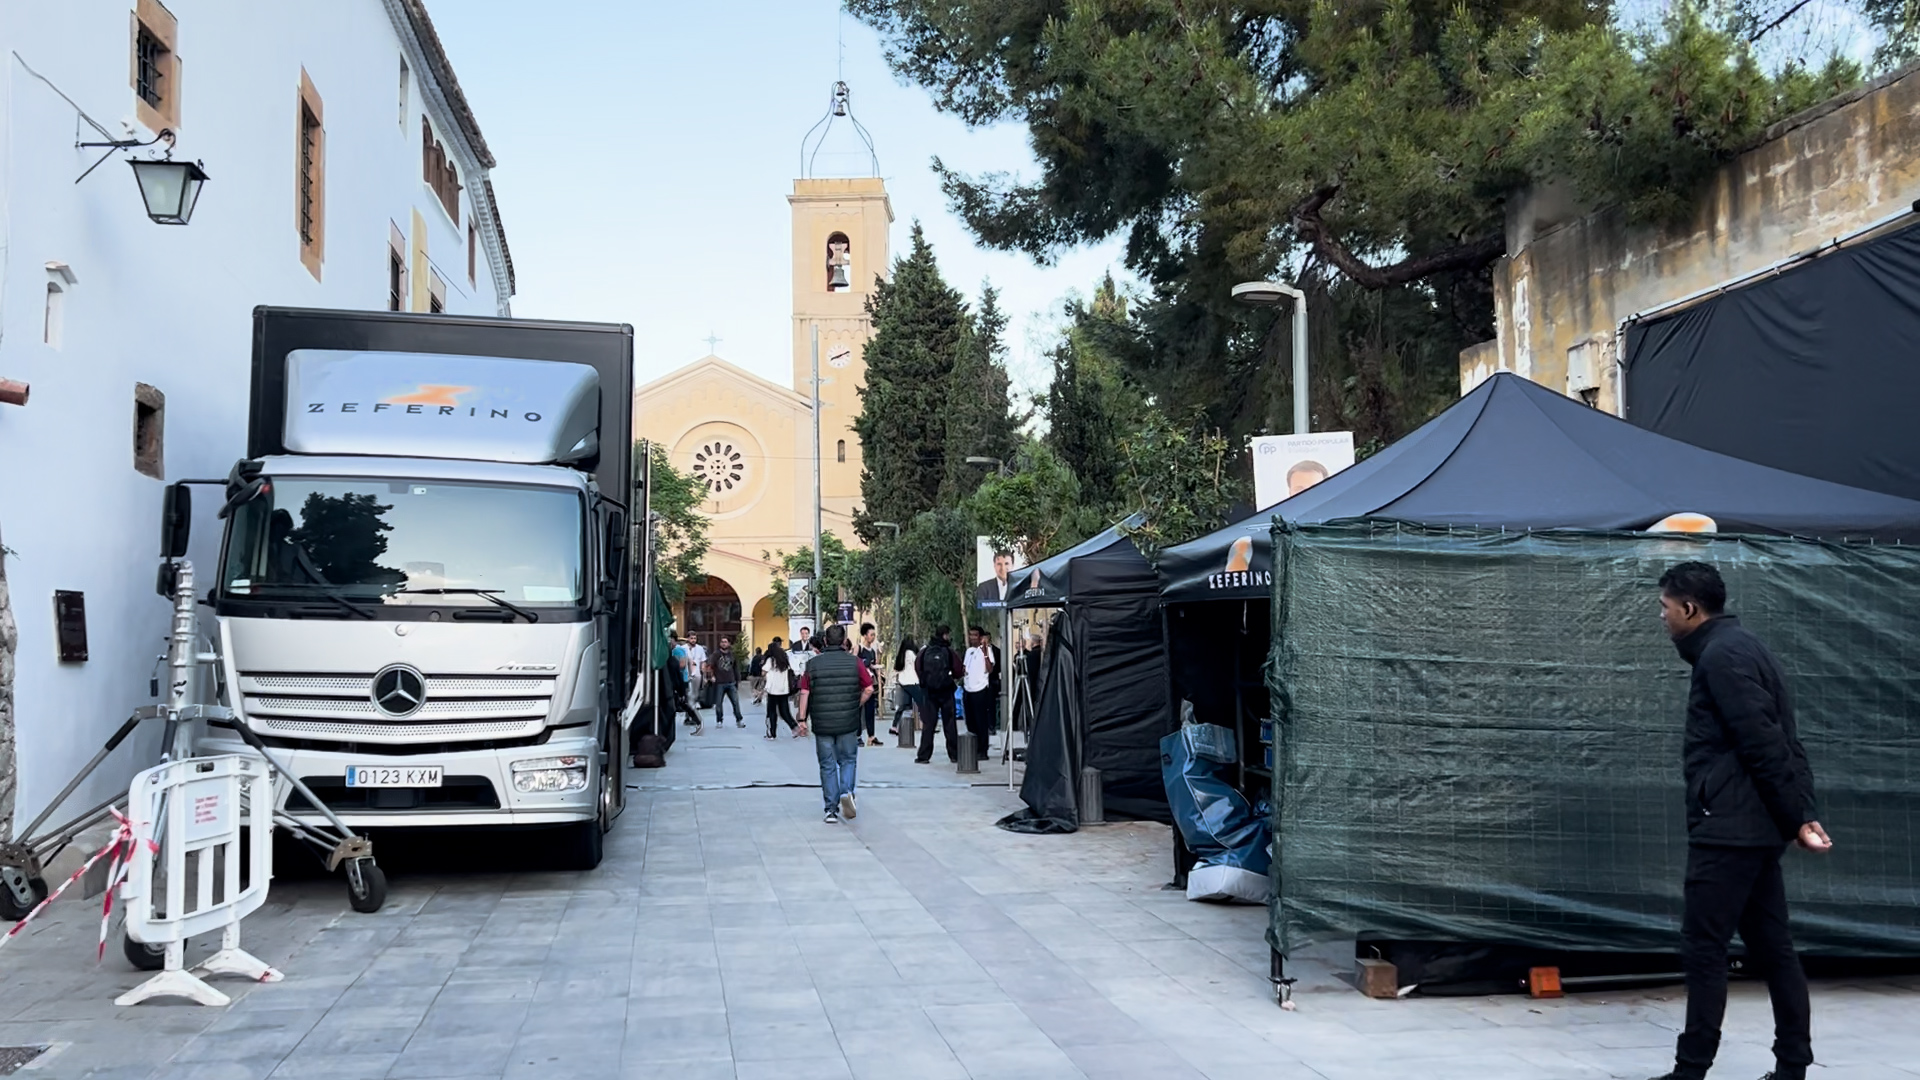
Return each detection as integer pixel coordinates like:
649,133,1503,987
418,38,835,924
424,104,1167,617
920,641,956,694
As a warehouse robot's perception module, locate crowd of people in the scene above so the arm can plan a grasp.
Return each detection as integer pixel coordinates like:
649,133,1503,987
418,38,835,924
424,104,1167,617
656,619,1041,821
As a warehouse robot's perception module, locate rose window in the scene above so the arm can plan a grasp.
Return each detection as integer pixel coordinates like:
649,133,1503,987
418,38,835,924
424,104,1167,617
694,441,746,494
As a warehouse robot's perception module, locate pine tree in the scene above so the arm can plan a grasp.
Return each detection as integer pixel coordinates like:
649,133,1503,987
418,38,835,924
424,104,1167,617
939,284,1020,503
853,224,971,541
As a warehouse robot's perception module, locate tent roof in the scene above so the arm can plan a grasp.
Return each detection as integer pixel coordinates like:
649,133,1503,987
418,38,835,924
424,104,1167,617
1008,513,1154,608
1160,372,1920,602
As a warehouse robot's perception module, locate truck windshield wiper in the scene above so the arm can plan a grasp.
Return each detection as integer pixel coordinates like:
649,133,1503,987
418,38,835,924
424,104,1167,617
396,587,540,624
292,587,377,620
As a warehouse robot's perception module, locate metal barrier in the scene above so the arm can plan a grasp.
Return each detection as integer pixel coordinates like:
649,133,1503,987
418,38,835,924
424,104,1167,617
118,755,282,1006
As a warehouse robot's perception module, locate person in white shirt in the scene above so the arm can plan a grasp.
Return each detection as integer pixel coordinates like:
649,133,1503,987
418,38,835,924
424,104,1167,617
761,639,798,738
687,640,708,709
963,626,995,761
891,636,923,739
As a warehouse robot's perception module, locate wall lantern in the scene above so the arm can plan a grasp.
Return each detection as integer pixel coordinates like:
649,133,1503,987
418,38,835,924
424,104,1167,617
128,158,209,225
76,128,209,225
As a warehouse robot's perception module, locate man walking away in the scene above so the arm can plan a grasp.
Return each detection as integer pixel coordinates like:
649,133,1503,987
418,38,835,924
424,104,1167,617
795,624,871,822
711,636,745,728
749,645,767,704
914,626,965,764
1649,562,1831,1080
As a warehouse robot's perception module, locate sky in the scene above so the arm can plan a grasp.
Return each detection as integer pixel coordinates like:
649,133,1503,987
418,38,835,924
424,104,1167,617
428,0,1130,404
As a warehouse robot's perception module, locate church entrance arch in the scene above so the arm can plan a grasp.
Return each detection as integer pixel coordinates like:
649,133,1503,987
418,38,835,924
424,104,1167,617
683,576,742,665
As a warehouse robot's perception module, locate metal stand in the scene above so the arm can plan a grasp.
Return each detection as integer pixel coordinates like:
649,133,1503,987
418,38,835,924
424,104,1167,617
956,726,979,774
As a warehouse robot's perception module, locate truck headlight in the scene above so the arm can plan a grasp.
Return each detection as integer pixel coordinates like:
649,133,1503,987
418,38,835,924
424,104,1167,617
510,755,589,793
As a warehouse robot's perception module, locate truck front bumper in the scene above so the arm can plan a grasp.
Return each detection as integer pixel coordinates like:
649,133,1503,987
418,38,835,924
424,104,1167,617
197,732,601,830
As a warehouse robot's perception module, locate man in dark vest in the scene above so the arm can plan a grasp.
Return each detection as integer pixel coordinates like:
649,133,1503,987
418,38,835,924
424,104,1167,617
795,623,873,823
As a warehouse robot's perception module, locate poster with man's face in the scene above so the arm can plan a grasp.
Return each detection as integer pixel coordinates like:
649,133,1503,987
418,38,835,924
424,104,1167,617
1251,432,1356,510
975,537,1019,608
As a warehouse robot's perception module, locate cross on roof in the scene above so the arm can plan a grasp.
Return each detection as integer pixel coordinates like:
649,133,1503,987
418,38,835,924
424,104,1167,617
703,332,722,355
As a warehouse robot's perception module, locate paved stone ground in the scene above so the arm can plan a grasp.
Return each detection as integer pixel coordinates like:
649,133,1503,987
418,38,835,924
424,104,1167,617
1,700,1916,1079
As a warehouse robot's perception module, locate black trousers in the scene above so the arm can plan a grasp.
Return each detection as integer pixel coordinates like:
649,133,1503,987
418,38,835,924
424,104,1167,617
765,692,796,737
963,690,993,759
1674,843,1812,1079
917,691,959,762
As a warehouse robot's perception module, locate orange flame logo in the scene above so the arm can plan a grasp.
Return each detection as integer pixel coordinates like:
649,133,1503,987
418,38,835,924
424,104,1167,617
1225,537,1252,573
383,384,474,407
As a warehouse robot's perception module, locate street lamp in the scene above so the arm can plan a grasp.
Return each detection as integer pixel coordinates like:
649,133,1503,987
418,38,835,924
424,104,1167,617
1233,280,1310,434
75,128,210,225
872,521,902,645
965,455,1011,478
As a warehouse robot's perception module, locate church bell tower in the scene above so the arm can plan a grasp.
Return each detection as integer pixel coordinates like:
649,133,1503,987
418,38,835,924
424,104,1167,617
792,81,892,533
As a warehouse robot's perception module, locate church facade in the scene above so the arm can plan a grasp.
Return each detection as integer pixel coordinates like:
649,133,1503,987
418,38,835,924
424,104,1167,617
635,176,892,655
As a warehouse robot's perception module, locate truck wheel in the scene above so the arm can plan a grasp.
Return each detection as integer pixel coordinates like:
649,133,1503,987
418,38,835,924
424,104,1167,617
562,819,604,871
346,861,387,914
0,872,47,922
124,931,166,971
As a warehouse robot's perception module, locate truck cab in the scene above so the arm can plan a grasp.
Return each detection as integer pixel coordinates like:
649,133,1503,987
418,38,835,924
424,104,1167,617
195,308,639,869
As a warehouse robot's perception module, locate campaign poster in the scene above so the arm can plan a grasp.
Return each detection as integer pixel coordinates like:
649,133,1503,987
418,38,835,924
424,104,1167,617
975,536,1018,608
786,576,815,642
1251,432,1356,510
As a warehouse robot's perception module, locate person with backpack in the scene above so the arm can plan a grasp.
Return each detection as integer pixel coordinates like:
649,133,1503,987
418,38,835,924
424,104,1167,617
794,624,873,823
913,626,965,764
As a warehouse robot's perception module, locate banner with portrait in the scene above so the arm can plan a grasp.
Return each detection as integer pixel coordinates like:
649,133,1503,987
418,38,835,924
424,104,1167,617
1251,432,1356,510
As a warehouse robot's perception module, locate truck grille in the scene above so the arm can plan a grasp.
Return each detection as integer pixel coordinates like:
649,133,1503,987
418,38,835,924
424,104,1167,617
239,671,557,743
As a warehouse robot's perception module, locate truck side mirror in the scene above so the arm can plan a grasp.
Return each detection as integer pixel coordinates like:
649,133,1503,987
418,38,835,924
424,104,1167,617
160,482,192,559
603,509,628,582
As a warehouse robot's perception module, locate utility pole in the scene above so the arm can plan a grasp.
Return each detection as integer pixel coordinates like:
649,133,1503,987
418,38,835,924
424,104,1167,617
811,326,824,627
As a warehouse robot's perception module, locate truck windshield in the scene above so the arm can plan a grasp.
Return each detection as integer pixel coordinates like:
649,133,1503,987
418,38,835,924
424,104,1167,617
222,477,585,606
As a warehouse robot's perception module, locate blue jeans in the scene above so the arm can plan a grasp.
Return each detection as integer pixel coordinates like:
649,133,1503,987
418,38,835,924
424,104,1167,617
814,731,860,812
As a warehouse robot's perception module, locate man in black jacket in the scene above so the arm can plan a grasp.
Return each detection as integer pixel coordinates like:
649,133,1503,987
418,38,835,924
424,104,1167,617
1650,562,1832,1080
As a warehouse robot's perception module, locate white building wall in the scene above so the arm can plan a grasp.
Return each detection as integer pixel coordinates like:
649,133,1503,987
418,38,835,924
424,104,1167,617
0,0,513,827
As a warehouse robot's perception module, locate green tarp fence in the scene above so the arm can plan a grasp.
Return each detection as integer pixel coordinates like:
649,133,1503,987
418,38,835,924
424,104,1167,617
1266,521,1920,957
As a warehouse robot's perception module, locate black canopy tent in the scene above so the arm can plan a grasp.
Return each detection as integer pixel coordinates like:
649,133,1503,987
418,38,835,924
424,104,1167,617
1159,369,1920,816
1000,515,1178,831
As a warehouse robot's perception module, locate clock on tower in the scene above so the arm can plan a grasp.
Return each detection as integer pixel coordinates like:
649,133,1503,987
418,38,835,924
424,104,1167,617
827,345,853,369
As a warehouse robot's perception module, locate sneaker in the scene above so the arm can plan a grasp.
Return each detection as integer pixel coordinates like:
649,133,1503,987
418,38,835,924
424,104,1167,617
839,793,857,820
913,757,930,764
692,725,704,736
824,811,839,823
763,735,777,740
737,722,746,728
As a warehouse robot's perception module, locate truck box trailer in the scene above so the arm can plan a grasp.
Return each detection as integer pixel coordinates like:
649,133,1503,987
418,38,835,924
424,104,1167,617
190,307,641,869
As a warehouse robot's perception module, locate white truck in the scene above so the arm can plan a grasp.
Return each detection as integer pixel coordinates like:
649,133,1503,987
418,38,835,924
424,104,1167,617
187,307,642,871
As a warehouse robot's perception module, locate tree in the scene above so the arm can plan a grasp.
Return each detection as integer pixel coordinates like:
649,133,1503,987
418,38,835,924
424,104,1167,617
938,284,1021,503
763,532,873,618
853,223,973,541
967,439,1102,562
1114,410,1248,558
852,0,1858,445
1043,290,1143,511
637,442,710,603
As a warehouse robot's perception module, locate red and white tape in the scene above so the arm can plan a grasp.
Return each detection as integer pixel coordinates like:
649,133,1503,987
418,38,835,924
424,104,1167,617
0,808,149,961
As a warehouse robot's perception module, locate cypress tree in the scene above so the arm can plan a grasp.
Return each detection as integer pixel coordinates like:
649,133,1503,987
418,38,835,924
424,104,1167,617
939,283,1019,503
853,224,970,541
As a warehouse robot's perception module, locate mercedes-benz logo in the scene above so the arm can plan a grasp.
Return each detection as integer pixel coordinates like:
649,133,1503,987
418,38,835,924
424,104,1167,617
371,664,427,718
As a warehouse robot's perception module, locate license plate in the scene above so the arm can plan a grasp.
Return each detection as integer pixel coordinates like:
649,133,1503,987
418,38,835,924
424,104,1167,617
345,766,443,788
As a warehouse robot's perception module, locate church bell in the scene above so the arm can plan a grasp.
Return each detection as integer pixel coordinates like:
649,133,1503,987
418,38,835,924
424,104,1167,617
828,263,851,290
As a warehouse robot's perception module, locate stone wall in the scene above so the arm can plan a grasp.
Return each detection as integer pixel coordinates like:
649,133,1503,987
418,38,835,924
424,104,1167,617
1462,65,1920,411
